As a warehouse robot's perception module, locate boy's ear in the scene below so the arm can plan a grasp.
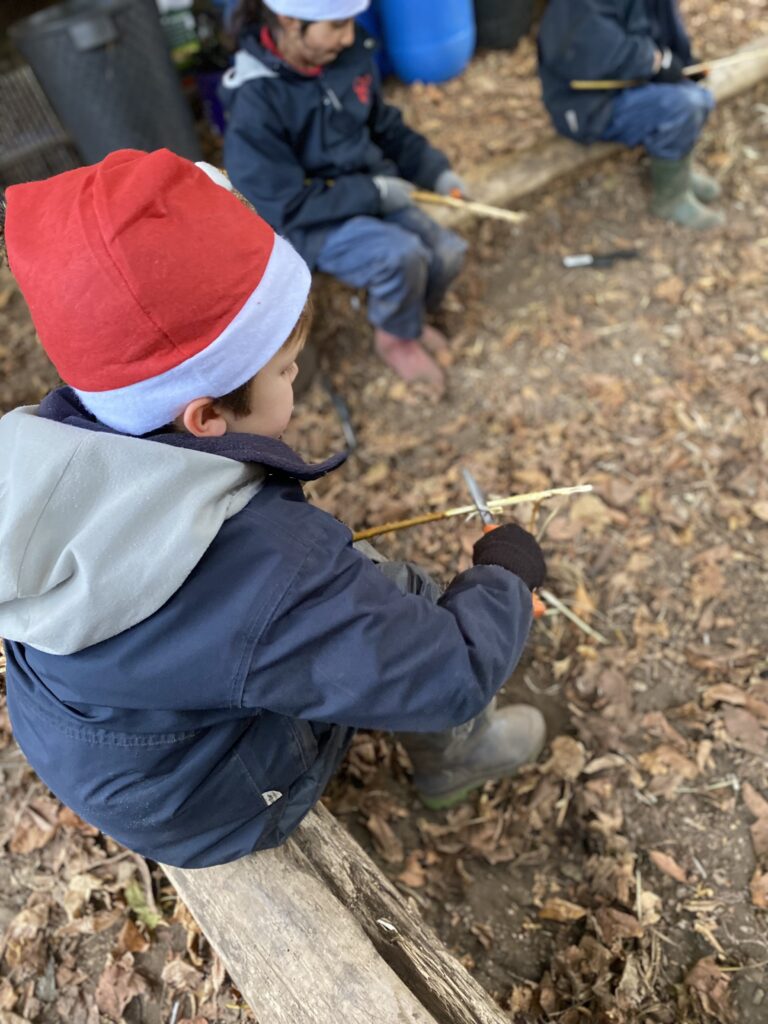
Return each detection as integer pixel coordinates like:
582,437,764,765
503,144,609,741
180,398,229,437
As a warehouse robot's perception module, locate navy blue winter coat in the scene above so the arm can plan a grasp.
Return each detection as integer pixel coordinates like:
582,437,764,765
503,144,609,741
221,27,450,268
2,390,534,868
538,0,693,142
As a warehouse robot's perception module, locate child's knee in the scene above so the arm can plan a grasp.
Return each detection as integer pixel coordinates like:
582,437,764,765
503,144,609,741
433,233,468,282
391,232,430,273
376,231,430,289
675,86,715,128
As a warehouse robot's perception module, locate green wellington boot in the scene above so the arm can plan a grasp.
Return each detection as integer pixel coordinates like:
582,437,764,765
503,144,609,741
690,164,722,204
400,700,547,810
650,155,725,229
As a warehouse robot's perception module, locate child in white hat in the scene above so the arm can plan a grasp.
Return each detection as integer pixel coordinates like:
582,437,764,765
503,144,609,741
222,0,469,394
0,151,545,867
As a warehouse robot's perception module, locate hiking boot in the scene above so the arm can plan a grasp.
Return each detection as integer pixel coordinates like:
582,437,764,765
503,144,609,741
650,155,725,229
690,164,722,203
399,700,547,810
373,329,445,394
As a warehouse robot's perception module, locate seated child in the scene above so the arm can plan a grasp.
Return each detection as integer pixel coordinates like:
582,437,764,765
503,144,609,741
0,150,547,868
222,0,469,393
538,0,724,229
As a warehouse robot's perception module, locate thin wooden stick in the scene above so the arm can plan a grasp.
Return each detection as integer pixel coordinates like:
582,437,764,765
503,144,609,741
412,190,526,224
352,485,593,541
570,46,768,90
538,587,609,645
569,77,642,90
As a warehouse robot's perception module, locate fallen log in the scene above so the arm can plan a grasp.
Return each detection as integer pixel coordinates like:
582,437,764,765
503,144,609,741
164,803,513,1024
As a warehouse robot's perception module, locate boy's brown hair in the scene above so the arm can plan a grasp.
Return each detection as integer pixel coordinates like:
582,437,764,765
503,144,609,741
215,295,312,418
230,0,314,39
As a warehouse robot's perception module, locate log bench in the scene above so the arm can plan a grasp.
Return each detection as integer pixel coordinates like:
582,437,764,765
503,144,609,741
164,803,512,1024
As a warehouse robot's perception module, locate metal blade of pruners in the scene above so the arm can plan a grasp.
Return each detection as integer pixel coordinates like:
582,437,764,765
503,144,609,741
462,468,496,530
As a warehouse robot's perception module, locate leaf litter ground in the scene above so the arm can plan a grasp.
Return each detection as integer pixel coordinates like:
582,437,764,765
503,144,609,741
1,4,768,1021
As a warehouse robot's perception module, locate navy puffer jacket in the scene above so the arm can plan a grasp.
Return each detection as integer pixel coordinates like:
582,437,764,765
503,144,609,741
538,0,693,142
221,27,450,268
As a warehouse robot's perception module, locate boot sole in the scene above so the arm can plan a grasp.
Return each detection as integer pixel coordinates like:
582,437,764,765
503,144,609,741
416,756,535,810
419,784,479,811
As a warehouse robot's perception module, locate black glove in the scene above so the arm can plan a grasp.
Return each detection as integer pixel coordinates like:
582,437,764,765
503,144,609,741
653,48,685,83
472,524,546,592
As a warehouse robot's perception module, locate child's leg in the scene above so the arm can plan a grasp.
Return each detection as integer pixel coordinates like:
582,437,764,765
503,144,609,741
383,207,468,314
599,83,723,229
599,81,714,160
316,215,431,339
317,216,446,388
355,542,547,808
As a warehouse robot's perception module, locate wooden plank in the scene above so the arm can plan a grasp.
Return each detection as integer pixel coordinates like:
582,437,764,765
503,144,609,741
164,833,439,1024
165,802,514,1024
436,35,768,227
298,803,511,1024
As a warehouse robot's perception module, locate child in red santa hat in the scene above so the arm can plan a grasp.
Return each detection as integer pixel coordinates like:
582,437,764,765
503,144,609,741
0,150,546,867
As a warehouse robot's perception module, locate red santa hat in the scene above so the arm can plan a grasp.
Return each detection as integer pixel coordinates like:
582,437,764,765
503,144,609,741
4,149,311,435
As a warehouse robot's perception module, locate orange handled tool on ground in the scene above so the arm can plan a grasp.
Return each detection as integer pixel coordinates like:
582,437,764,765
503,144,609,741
462,469,547,619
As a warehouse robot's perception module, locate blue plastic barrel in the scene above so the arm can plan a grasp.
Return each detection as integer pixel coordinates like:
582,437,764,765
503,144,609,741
377,0,475,84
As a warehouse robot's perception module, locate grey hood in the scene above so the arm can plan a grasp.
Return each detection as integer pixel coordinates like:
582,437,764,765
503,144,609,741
0,407,264,655
221,49,278,91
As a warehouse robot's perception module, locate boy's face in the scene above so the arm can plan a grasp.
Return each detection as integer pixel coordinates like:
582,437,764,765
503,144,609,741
281,17,356,67
222,342,301,439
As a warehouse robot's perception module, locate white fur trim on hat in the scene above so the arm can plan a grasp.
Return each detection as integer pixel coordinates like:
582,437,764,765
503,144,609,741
74,234,310,435
195,162,234,191
264,0,370,19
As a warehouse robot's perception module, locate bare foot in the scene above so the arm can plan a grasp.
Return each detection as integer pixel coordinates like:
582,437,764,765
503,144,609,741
374,330,446,394
419,324,452,368
419,324,449,356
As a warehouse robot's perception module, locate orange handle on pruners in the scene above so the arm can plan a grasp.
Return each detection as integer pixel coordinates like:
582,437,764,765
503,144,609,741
481,523,546,619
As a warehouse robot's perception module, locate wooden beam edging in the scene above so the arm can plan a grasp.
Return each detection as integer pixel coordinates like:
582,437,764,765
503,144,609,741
164,803,515,1024
439,35,768,229
163,827,439,1024
299,803,511,1024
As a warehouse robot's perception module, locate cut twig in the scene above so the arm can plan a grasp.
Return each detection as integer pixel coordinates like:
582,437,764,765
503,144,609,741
536,506,561,543
538,587,609,645
352,484,593,541
412,189,526,224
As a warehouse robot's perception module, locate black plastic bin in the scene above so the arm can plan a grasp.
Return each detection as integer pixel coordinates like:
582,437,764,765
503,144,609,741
9,0,201,165
473,0,536,50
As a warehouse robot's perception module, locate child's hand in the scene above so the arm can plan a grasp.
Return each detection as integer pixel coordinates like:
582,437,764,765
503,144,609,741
373,176,415,214
652,47,685,83
434,169,470,200
472,524,546,592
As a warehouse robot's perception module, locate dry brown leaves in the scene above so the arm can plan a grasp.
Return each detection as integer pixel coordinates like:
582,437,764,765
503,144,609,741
2,5,768,1024
685,956,734,1022
94,953,149,1021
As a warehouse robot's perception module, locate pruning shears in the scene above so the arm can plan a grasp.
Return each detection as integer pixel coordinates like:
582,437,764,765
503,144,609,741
462,468,547,620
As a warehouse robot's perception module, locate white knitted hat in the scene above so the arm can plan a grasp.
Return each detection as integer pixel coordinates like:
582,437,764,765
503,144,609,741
264,0,370,18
